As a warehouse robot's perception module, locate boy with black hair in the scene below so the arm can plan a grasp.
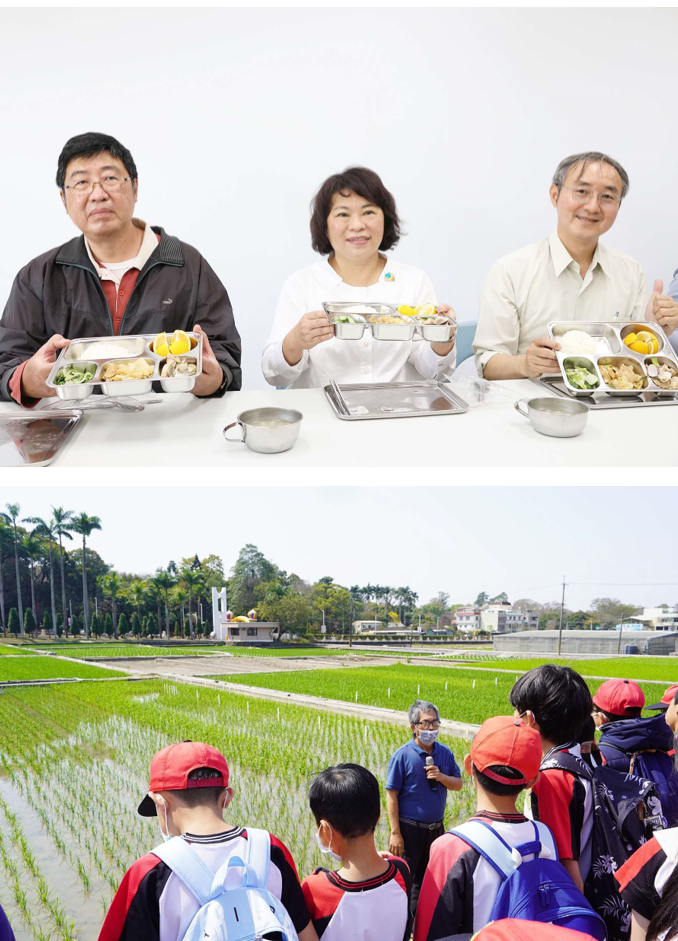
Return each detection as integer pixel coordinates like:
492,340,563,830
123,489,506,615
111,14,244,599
302,763,411,941
509,664,595,893
99,741,317,941
414,716,600,941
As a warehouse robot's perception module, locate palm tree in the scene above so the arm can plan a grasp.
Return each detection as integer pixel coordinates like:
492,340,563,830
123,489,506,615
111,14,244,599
71,513,102,637
101,573,121,636
21,531,43,618
25,517,59,639
52,507,74,630
0,519,13,634
3,503,24,629
181,569,204,635
152,569,176,637
172,586,188,635
128,580,147,621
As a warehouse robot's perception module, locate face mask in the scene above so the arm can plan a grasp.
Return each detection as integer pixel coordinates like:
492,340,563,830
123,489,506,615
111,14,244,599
157,797,171,843
418,729,439,745
315,826,342,863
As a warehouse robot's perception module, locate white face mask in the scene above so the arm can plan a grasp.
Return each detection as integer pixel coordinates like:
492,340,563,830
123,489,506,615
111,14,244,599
315,825,341,863
157,797,171,842
418,729,439,746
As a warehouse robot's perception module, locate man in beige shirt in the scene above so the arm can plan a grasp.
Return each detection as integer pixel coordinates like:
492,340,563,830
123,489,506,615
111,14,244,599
474,151,677,380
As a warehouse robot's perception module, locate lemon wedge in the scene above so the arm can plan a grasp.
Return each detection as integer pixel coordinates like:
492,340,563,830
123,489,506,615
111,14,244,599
415,303,437,319
397,305,417,317
169,329,191,355
624,333,637,347
153,332,169,356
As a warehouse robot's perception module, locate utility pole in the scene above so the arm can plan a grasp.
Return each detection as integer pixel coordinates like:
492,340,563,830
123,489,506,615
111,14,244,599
557,576,566,655
617,615,626,656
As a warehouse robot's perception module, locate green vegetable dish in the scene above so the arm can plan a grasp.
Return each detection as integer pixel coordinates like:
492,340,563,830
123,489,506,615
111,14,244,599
565,365,599,390
333,315,358,324
54,364,96,385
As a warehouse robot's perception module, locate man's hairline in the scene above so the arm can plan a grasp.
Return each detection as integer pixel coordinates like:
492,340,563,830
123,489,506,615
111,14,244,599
556,160,624,195
61,151,138,187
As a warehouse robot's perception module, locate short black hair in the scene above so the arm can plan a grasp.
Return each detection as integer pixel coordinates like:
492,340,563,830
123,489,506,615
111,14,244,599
509,665,593,743
309,167,402,255
169,767,226,809
474,764,525,797
577,715,597,745
56,132,138,190
309,763,380,839
597,708,642,723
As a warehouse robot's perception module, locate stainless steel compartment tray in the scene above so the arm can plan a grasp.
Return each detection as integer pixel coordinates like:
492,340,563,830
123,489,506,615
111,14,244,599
45,332,203,396
0,412,82,466
323,303,453,342
537,376,678,408
547,321,678,403
324,381,468,420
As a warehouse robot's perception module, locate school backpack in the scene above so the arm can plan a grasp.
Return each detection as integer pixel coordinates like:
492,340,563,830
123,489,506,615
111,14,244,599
605,744,678,829
539,750,665,941
152,828,300,941
450,818,607,940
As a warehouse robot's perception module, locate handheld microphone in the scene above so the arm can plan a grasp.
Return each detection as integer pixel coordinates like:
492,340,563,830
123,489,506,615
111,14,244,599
425,756,438,791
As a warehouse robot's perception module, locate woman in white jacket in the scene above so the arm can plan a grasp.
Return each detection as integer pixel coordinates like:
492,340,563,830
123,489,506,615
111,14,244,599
261,167,457,389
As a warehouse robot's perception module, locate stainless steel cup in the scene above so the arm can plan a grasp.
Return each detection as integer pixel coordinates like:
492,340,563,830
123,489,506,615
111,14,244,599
223,407,303,453
514,397,588,438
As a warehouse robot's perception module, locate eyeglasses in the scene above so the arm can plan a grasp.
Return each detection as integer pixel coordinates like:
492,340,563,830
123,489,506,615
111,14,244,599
417,720,440,730
63,175,132,197
561,185,621,207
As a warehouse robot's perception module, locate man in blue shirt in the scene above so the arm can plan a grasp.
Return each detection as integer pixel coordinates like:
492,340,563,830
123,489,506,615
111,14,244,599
386,700,463,918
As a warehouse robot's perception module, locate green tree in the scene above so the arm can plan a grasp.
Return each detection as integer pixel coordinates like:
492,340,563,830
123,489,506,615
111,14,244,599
131,613,142,637
0,520,13,633
310,580,351,631
42,610,53,633
24,607,37,635
229,544,277,613
90,612,103,637
590,597,639,630
71,513,102,636
56,613,64,638
152,569,176,636
70,614,80,637
490,592,509,604
24,516,60,639
118,613,130,637
52,506,75,631
3,504,24,629
101,573,121,636
21,530,43,616
104,613,113,636
474,591,489,606
181,570,204,634
8,607,20,636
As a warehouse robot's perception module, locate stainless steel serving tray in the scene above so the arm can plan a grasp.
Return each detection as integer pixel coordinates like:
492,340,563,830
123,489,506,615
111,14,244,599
324,381,468,420
0,412,82,466
323,303,455,342
548,321,678,400
45,332,203,398
537,375,678,408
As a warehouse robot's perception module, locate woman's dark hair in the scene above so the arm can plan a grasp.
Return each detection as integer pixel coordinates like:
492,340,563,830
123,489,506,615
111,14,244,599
309,167,402,255
647,749,678,941
56,132,138,190
309,763,381,839
475,764,525,797
170,767,226,809
509,665,593,743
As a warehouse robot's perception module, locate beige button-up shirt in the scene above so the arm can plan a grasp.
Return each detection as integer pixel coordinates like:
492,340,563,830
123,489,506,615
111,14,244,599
85,218,158,287
473,231,649,375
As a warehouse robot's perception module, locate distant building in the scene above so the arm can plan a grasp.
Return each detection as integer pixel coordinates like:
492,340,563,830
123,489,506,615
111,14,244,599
642,606,678,631
352,620,382,634
211,588,278,643
454,607,481,633
455,603,537,634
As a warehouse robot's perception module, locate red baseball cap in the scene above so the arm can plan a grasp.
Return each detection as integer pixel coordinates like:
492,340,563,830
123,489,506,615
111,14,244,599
592,679,644,715
138,741,229,816
471,716,542,785
647,684,678,711
474,920,601,941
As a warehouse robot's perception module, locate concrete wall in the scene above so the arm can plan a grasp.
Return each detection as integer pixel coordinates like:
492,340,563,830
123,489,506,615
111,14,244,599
493,631,678,656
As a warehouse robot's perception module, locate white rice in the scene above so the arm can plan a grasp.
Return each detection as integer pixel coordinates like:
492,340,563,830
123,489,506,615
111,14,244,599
557,330,598,357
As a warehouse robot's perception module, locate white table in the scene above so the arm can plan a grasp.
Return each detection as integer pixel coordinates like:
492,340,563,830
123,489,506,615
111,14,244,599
3,378,677,467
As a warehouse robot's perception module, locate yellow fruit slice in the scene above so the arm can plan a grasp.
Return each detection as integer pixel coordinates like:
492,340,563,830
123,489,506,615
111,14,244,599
650,339,659,354
169,330,191,355
415,303,437,318
153,332,169,356
629,341,649,354
397,305,417,317
624,333,637,346
636,331,654,344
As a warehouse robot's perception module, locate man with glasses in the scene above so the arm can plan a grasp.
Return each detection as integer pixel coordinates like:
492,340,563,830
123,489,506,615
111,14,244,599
386,700,462,919
0,132,241,403
473,151,675,379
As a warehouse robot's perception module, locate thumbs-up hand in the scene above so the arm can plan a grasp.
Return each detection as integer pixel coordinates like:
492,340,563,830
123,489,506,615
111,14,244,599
646,278,678,336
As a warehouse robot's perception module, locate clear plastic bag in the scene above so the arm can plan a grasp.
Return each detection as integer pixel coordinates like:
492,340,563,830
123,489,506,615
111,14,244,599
447,376,517,408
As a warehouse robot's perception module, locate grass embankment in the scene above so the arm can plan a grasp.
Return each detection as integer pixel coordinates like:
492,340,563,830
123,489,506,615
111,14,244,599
0,645,36,655
211,664,670,726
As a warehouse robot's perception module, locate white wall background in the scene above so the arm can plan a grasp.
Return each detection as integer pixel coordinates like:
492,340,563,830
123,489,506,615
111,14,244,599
1,7,677,389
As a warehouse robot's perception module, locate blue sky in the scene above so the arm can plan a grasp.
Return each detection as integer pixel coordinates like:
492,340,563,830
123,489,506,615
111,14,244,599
4,487,677,611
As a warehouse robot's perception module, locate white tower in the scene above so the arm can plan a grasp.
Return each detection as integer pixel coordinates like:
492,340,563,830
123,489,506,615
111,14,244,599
211,587,228,639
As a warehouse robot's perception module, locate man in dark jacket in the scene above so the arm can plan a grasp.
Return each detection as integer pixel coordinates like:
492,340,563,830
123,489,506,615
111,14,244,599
592,678,678,826
0,132,241,404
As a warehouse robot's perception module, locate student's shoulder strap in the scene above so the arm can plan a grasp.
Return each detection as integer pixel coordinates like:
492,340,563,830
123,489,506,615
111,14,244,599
541,749,593,781
151,837,214,906
450,820,516,880
245,828,271,890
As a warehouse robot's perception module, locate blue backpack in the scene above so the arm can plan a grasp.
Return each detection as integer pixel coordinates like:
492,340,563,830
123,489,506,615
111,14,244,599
628,750,678,829
450,819,607,940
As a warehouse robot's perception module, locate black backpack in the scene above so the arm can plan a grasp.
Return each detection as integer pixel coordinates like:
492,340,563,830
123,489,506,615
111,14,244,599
538,750,664,941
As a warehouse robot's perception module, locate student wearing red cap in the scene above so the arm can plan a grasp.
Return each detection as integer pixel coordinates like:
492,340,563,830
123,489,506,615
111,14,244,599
593,679,678,827
414,717,556,941
98,742,317,941
646,684,678,735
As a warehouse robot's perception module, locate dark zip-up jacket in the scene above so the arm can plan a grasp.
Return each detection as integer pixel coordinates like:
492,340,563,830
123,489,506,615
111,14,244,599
0,226,242,400
598,714,674,771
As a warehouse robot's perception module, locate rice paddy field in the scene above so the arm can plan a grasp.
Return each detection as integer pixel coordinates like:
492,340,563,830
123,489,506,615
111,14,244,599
0,659,124,683
0,679,474,941
210,663,674,726
447,655,678,681
32,646,224,659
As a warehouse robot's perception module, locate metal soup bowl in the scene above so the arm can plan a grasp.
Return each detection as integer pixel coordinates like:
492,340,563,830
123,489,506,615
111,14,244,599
514,397,589,438
223,407,303,454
